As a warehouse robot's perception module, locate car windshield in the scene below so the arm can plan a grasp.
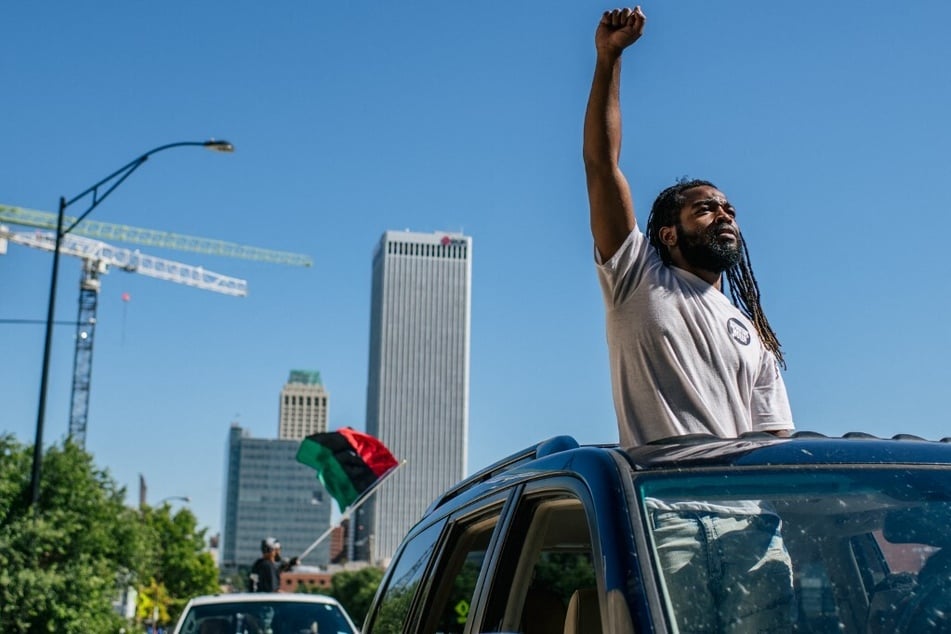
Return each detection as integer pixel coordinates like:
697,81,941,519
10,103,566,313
637,467,951,633
177,599,355,634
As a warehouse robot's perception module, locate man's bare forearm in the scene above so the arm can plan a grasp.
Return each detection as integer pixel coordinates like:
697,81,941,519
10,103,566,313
584,53,624,169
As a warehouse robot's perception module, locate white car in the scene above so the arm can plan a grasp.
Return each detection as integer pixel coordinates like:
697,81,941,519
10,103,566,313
172,592,359,634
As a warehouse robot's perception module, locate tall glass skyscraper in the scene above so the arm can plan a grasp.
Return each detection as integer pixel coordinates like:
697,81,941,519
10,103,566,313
364,230,472,563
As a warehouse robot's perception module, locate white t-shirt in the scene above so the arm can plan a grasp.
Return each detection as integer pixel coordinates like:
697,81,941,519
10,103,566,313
597,229,794,447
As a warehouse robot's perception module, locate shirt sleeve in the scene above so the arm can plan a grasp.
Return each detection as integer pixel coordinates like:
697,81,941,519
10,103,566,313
751,352,795,432
595,229,652,308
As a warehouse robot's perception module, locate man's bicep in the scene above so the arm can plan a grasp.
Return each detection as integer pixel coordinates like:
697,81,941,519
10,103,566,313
586,164,636,261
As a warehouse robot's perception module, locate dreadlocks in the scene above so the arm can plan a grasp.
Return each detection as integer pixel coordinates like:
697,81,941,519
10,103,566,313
646,178,786,369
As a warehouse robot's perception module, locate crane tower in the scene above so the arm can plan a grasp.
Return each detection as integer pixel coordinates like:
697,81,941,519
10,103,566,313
1,226,248,446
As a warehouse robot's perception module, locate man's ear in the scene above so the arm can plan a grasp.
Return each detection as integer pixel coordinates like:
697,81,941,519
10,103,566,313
659,225,677,247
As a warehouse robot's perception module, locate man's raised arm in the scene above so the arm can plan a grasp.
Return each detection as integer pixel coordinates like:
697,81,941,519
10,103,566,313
583,7,646,261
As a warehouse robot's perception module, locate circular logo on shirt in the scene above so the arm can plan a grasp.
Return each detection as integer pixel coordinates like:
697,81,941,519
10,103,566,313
727,317,752,346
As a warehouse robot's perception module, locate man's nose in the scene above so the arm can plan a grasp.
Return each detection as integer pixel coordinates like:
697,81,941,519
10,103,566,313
712,204,734,223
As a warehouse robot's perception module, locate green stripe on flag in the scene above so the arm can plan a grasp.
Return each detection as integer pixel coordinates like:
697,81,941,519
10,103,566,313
296,437,361,512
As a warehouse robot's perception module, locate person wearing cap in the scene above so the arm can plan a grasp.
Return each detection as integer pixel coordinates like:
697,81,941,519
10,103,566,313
248,537,299,592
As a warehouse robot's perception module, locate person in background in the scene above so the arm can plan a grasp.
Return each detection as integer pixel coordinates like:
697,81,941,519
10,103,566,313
249,537,298,592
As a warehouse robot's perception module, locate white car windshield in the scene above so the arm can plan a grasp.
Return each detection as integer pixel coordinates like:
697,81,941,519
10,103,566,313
177,599,355,634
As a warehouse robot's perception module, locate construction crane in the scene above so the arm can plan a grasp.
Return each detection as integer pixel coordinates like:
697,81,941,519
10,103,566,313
0,204,313,267
1,226,248,446
1,203,312,447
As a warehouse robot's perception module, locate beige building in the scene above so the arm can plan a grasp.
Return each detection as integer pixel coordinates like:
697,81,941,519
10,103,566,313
278,370,329,440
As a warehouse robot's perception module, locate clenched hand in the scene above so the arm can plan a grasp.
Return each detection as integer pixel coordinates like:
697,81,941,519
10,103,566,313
595,6,646,57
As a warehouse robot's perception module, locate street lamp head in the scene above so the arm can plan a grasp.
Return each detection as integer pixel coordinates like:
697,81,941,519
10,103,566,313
203,139,235,153
156,495,191,506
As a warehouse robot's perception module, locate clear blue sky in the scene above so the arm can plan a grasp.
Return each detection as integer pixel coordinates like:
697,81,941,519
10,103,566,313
3,1,950,542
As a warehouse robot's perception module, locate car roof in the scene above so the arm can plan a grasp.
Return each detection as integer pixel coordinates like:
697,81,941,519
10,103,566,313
623,431,951,469
426,431,951,516
182,592,343,607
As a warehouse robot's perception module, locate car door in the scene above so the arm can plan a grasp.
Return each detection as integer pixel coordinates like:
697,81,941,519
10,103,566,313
475,476,637,634
364,489,513,634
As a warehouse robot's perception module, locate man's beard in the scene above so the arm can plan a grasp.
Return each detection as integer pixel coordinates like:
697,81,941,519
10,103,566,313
676,222,742,273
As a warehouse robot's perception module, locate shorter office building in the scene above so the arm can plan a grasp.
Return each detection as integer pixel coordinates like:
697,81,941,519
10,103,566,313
220,423,332,578
279,370,330,440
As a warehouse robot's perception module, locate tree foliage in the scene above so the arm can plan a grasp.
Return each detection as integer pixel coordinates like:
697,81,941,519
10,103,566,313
140,504,219,623
0,435,219,632
136,578,173,625
300,565,384,626
0,435,149,633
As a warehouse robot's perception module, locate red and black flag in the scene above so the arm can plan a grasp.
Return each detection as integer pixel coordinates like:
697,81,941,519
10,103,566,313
296,427,398,512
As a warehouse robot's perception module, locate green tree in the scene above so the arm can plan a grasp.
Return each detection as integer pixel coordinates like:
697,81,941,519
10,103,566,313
0,435,220,632
139,503,219,624
300,565,384,625
136,578,173,626
0,435,151,633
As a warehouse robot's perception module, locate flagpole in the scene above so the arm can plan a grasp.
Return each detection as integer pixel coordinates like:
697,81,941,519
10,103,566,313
297,459,407,563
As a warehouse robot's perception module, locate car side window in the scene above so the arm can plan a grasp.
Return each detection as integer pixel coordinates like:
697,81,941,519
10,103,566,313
483,493,597,633
365,520,445,634
419,512,501,634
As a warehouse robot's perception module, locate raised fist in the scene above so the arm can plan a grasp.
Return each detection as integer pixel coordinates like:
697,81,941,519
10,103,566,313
595,6,646,56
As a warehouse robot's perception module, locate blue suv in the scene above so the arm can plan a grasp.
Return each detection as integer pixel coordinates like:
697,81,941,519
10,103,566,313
362,432,951,633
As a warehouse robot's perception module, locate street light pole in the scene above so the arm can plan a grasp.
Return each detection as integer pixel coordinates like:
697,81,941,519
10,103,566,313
29,140,234,508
